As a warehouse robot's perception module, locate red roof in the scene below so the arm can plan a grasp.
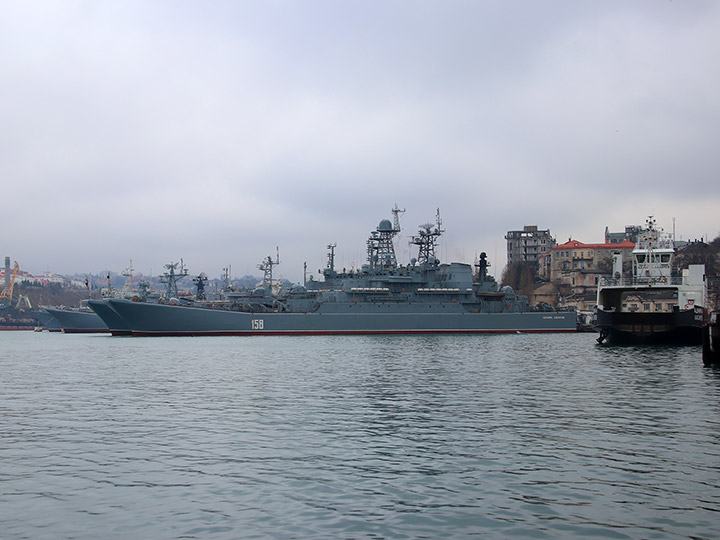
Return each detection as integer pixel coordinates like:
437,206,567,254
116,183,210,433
552,239,635,250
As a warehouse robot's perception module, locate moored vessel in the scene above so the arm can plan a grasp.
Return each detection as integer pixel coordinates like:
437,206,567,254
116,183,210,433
43,303,110,334
594,217,706,345
93,210,577,336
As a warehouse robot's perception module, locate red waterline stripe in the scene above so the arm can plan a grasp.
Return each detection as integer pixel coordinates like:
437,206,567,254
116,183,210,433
61,328,111,334
130,328,578,337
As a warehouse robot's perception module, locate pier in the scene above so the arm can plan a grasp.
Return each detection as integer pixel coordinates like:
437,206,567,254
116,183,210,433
702,311,720,366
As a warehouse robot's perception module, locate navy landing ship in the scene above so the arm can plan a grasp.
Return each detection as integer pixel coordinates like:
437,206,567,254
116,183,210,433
94,210,576,336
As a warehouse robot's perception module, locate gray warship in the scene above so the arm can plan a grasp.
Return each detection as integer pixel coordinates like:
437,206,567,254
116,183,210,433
43,261,160,334
93,210,576,336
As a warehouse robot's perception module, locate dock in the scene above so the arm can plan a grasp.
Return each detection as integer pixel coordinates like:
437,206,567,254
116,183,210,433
702,310,720,366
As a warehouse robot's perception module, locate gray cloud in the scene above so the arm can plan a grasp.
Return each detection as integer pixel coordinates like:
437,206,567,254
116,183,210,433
2,1,718,282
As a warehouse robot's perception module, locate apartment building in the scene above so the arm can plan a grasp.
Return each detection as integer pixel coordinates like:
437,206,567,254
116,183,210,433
505,226,556,265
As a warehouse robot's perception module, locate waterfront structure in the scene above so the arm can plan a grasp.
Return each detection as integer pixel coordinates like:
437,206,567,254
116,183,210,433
505,226,555,265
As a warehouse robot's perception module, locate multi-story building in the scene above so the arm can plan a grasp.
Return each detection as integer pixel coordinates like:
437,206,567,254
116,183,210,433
540,238,635,311
549,239,635,286
604,224,644,244
505,226,556,265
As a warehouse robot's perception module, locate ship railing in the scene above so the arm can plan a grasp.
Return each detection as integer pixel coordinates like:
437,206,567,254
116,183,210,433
598,276,683,287
417,287,461,293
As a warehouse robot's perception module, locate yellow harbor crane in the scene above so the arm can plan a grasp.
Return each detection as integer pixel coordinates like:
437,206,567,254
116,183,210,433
0,260,20,303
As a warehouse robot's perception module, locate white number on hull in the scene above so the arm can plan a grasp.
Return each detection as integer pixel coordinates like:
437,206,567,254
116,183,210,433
251,319,264,330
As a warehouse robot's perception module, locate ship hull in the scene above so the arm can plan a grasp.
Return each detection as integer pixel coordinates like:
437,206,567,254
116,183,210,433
31,310,63,332
43,307,109,334
106,299,576,337
594,306,704,345
86,300,132,336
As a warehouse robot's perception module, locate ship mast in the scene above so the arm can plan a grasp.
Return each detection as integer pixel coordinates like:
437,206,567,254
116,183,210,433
326,243,337,276
121,259,134,291
258,247,280,294
391,203,405,233
160,260,189,299
367,207,403,270
411,208,444,265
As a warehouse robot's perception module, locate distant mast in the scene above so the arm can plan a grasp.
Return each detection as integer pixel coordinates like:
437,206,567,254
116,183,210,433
160,260,189,299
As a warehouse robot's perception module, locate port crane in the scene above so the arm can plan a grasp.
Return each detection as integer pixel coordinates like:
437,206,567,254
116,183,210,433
0,260,19,306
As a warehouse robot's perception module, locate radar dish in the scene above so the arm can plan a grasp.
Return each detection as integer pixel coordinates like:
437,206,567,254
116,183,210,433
378,219,393,232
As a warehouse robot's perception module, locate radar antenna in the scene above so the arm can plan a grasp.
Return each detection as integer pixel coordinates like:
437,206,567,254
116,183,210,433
193,272,208,301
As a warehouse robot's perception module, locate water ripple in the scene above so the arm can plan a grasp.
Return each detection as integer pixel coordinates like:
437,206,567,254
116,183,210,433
1,332,719,539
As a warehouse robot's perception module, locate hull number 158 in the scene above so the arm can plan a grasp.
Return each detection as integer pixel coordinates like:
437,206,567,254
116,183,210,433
251,319,264,330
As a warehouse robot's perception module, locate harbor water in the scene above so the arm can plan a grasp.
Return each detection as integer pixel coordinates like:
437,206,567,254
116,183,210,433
1,331,719,539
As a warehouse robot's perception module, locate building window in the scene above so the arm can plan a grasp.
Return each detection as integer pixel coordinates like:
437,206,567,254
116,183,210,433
655,303,662,311
643,304,650,311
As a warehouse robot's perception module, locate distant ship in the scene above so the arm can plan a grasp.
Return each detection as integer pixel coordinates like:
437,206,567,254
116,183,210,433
40,261,158,334
594,217,706,345
91,209,577,336
30,309,62,332
43,303,109,334
0,316,37,331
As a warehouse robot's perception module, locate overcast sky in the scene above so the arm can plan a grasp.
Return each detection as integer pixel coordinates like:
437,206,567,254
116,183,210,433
2,0,719,283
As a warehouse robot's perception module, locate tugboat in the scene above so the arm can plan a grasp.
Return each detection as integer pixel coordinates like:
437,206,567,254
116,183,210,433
594,217,706,345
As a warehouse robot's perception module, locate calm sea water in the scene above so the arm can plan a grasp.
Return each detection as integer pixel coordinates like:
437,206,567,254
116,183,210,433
1,331,719,540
